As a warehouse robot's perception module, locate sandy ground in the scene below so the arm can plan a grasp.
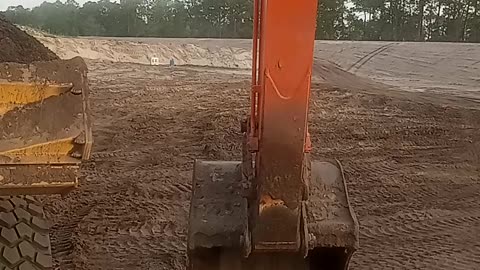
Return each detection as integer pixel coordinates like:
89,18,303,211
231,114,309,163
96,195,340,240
26,34,480,269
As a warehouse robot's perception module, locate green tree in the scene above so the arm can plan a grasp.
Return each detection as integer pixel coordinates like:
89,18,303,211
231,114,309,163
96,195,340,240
317,0,347,39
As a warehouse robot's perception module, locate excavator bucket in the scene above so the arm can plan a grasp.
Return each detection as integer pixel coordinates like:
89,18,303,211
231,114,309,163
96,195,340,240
187,158,359,270
0,57,92,195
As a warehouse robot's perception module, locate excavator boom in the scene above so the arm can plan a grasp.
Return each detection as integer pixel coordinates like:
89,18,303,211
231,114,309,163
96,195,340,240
251,0,317,251
187,0,359,269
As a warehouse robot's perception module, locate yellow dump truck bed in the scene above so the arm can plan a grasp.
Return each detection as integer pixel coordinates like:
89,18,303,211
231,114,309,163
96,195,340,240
0,57,92,195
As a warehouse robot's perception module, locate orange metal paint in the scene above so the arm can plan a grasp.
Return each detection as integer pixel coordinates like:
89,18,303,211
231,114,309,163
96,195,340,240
250,0,260,137
249,0,319,250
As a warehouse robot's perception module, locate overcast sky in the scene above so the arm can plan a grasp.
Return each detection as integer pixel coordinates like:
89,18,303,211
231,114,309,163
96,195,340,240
0,0,116,11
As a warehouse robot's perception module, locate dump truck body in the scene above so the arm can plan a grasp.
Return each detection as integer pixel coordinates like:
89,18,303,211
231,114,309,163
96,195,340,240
0,16,92,269
0,57,92,195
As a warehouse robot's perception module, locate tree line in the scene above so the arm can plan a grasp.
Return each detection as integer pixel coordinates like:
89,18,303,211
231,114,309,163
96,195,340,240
2,0,479,42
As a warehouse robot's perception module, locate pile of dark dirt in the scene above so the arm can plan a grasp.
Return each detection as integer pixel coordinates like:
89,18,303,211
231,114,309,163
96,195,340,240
0,15,58,63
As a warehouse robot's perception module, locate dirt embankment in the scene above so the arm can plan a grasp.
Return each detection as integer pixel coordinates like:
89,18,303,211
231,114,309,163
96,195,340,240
24,27,251,69
24,28,480,104
0,16,58,63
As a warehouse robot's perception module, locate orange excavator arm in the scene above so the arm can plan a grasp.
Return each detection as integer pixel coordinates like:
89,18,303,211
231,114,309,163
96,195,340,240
248,0,318,251
187,0,359,269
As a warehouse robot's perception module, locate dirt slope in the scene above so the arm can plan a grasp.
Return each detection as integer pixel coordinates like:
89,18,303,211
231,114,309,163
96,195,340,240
313,41,480,102
23,28,250,69
0,16,58,63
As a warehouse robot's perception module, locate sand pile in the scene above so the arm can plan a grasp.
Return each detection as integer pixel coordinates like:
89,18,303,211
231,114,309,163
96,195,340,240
23,29,251,69
0,16,58,63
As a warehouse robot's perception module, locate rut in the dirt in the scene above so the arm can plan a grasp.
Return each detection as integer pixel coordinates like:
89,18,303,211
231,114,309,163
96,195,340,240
0,15,58,63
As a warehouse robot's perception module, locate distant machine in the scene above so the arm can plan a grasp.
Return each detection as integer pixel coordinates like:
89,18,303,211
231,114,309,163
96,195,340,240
150,56,160,66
